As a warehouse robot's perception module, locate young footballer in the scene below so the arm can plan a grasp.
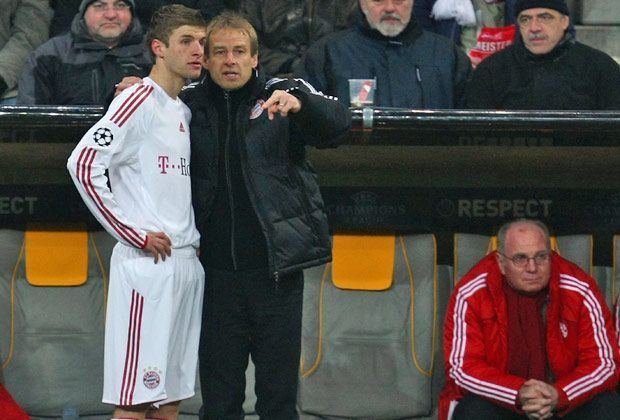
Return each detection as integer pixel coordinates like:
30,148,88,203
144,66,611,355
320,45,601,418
67,5,206,419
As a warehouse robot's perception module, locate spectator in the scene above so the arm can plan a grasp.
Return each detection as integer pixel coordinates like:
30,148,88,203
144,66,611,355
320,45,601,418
135,1,226,29
466,0,620,109
50,1,232,37
239,0,358,78
441,219,620,420
303,0,471,108
0,1,51,105
18,0,151,105
415,0,476,46
50,0,81,37
180,11,351,418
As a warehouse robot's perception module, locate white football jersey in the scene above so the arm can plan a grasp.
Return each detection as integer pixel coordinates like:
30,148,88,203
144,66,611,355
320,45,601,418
67,77,200,249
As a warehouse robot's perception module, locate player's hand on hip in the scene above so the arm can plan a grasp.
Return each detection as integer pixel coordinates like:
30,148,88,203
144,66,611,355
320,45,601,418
114,76,143,97
262,90,301,120
144,231,172,264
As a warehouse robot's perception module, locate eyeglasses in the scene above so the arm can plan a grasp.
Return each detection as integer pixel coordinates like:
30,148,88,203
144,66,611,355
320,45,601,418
497,251,550,267
90,1,131,12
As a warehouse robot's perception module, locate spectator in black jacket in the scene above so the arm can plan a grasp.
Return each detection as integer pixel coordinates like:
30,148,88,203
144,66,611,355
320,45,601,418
239,0,358,78
18,0,152,105
467,0,620,109
303,0,471,108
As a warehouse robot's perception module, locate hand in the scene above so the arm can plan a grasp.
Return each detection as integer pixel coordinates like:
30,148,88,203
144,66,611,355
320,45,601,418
144,231,172,263
518,379,558,420
262,89,301,120
114,76,143,97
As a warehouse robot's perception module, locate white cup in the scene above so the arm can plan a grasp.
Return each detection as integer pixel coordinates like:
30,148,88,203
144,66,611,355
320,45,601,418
348,78,376,107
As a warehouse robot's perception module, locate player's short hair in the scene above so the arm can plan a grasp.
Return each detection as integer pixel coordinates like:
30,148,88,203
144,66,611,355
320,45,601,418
205,11,258,57
146,5,207,60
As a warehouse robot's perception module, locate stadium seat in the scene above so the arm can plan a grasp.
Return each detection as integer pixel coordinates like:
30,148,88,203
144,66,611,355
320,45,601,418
453,233,594,285
298,234,438,418
0,228,115,416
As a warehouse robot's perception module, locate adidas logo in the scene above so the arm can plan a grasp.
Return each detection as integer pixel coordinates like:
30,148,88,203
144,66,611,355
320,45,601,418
179,122,186,132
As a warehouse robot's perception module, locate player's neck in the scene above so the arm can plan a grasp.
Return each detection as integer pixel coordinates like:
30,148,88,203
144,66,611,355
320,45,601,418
149,65,185,99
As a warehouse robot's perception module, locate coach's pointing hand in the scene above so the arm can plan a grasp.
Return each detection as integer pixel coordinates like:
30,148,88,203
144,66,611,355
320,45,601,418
262,90,301,120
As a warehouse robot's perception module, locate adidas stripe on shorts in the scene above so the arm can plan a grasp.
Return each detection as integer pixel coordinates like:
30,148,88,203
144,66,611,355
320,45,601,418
102,243,204,406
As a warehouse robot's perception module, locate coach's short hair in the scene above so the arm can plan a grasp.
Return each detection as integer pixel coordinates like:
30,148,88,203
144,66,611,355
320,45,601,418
205,11,258,57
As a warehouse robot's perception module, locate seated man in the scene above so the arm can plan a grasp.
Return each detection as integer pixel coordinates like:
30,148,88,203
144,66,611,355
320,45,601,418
18,0,151,105
441,219,620,420
467,0,620,109
303,0,471,108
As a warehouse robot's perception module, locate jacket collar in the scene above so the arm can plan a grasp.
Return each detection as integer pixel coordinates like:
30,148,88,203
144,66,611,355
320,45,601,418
354,7,422,45
515,31,574,63
202,66,266,101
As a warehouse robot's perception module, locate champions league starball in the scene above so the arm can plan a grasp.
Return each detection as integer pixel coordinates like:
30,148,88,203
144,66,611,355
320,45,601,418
93,127,113,146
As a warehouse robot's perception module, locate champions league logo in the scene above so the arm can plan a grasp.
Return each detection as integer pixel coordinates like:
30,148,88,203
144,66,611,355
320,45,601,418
93,127,113,147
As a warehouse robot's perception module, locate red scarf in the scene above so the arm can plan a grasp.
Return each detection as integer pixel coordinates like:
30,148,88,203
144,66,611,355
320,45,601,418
504,282,548,381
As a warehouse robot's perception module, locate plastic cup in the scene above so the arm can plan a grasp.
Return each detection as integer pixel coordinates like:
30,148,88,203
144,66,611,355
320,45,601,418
348,78,376,107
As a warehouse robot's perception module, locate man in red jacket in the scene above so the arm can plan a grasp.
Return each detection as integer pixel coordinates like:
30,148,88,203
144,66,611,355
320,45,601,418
441,219,620,420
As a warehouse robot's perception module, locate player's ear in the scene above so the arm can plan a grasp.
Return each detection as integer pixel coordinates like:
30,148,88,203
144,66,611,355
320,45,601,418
151,39,165,59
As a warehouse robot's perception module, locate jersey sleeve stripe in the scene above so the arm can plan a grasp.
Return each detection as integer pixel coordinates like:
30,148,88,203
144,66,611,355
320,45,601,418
79,148,145,248
76,147,146,248
559,275,616,400
449,275,519,405
111,85,154,128
110,84,147,122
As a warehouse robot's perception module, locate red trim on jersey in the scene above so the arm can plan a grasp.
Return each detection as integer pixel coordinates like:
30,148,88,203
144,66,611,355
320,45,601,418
111,84,154,128
120,290,144,406
75,147,146,248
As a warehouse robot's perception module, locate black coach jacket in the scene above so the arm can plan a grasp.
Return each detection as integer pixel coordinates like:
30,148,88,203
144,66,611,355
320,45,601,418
182,70,351,279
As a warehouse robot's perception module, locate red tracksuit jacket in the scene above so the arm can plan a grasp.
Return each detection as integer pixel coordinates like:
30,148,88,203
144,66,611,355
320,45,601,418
440,252,619,419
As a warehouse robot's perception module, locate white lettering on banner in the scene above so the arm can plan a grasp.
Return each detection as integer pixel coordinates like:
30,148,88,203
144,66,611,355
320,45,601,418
458,199,552,218
474,41,513,52
0,196,38,215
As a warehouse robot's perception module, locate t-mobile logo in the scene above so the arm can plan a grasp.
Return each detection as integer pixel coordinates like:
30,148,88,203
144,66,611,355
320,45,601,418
158,155,170,174
158,155,190,176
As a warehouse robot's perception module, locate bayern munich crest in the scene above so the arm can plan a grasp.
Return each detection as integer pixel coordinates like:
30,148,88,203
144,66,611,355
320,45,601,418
250,99,265,119
143,368,162,389
93,127,113,147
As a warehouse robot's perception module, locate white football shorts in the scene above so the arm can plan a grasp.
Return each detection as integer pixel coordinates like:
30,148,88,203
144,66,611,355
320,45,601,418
102,243,204,407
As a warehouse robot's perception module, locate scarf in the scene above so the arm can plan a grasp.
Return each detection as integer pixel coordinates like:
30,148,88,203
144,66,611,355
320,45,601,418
504,282,548,381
